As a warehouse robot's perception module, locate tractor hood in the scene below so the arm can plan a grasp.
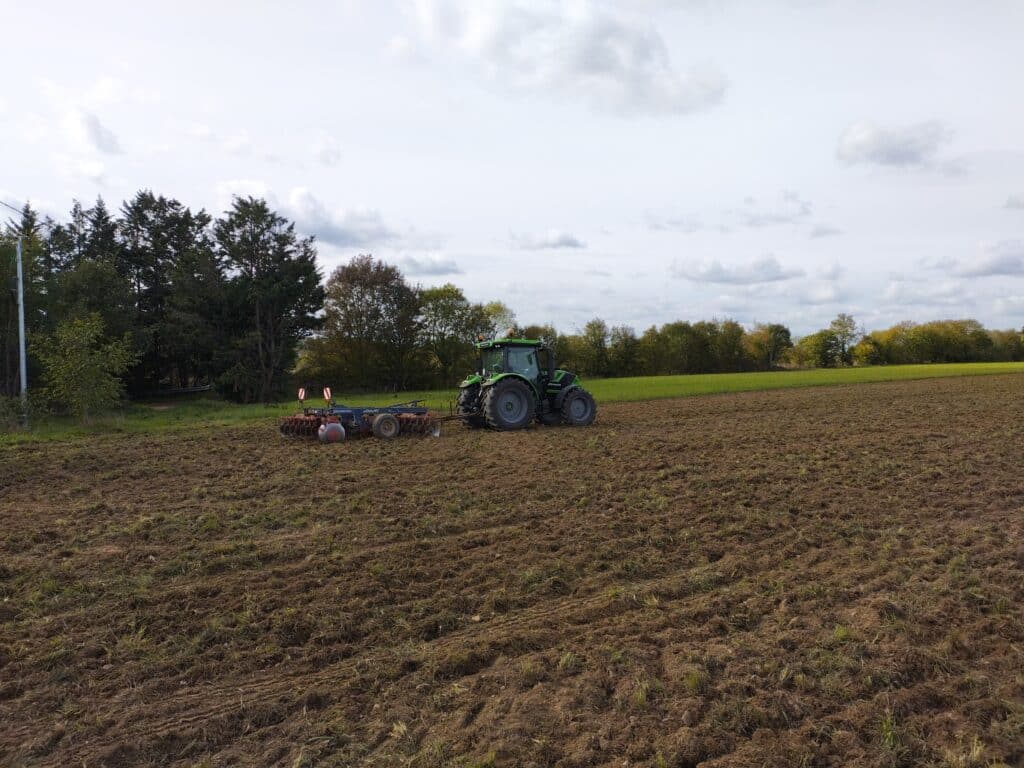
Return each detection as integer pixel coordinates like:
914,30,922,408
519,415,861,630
459,373,483,388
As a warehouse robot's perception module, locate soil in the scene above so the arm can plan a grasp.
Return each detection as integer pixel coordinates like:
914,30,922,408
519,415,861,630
1,375,1022,767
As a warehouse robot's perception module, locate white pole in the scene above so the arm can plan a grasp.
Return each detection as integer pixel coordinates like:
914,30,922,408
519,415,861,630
16,235,27,412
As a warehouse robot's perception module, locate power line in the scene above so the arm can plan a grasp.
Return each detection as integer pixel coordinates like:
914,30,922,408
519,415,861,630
0,198,25,216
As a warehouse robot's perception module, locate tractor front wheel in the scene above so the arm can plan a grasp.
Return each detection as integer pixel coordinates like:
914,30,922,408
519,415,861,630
560,388,597,426
483,378,534,431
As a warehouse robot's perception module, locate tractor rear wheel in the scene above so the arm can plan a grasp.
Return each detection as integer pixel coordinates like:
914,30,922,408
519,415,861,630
457,385,486,428
483,378,534,431
560,388,596,426
372,413,401,440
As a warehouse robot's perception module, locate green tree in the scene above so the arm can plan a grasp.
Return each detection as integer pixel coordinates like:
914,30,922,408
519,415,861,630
580,318,610,376
829,313,858,365
33,314,137,422
420,284,492,386
302,255,419,392
214,197,323,402
744,323,793,370
608,325,640,376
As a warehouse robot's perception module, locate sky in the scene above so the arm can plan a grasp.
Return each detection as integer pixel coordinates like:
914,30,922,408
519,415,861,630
2,0,1024,335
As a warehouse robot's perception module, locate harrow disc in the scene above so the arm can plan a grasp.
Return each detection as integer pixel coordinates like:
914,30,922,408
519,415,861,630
280,415,321,438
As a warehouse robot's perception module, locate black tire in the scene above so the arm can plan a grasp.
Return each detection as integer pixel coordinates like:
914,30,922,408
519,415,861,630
482,378,535,431
457,385,486,428
560,388,596,426
372,413,401,440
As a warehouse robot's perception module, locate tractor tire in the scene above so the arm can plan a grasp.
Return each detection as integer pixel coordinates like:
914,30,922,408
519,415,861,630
457,385,486,429
372,413,401,440
560,388,596,426
482,378,534,431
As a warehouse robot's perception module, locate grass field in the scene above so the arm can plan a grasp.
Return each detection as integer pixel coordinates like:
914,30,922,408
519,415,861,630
2,374,1022,766
5,361,1024,443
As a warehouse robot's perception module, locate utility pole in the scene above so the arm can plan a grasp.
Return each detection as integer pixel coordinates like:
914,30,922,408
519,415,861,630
15,234,27,414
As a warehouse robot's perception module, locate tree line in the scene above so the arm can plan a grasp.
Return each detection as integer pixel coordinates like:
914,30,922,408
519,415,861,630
4,196,1023,419
1,193,322,413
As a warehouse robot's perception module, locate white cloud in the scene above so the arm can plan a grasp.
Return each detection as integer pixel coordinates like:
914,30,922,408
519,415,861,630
810,224,842,239
223,131,252,155
395,254,462,275
819,263,844,280
993,295,1024,315
1005,195,1024,210
513,229,586,249
733,190,811,229
215,179,271,211
883,280,965,306
312,135,341,166
645,211,702,233
795,282,845,305
950,240,1024,278
837,120,952,168
287,188,399,248
672,255,804,284
408,0,727,116
186,122,215,141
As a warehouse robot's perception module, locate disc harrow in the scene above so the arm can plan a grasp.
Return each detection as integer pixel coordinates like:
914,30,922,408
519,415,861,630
279,392,440,442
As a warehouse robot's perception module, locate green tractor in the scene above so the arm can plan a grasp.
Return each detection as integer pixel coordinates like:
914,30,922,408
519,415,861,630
456,337,597,430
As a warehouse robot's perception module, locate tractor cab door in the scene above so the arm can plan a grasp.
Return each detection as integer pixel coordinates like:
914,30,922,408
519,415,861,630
506,346,541,387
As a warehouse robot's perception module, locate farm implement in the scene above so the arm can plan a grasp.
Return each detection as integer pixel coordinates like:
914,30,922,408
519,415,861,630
279,388,440,442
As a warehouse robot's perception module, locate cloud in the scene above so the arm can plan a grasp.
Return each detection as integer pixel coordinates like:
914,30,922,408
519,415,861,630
215,179,271,210
735,190,812,228
395,254,462,276
64,109,122,154
950,240,1024,278
819,263,844,280
645,211,702,233
994,295,1024,315
795,283,845,305
408,0,727,116
1005,195,1024,210
837,120,951,168
287,188,399,248
513,229,586,249
810,224,842,238
312,135,341,166
883,280,965,306
222,132,252,155
672,255,804,284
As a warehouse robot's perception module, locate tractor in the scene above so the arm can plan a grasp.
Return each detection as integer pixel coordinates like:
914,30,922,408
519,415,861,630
456,337,597,430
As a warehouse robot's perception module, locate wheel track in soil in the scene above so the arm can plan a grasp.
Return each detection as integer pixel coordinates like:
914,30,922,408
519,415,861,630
18,550,755,763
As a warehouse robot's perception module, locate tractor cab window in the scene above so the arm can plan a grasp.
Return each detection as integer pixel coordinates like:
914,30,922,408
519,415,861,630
481,348,505,375
507,347,540,380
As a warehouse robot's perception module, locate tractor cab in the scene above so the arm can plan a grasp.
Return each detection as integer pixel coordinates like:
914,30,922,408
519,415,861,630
457,337,596,430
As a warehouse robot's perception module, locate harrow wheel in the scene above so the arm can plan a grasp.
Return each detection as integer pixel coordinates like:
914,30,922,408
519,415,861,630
372,413,401,440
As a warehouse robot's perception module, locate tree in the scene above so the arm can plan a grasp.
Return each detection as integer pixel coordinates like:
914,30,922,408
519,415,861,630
608,325,639,376
33,314,137,422
303,255,420,392
794,329,842,368
829,313,858,366
580,318,610,376
420,284,492,386
745,323,793,370
214,197,323,402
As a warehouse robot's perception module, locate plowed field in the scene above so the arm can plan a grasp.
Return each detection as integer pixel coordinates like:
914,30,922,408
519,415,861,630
2,375,1023,767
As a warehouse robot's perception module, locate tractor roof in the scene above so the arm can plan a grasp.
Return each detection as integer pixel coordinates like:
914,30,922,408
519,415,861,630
475,338,543,349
